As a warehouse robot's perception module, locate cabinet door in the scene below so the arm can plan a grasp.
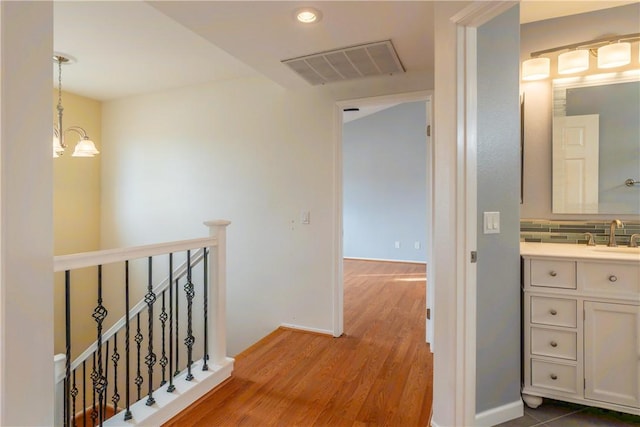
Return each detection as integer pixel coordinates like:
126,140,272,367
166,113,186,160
584,302,640,408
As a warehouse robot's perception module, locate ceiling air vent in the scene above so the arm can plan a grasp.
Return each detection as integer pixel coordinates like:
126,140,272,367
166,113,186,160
282,40,405,86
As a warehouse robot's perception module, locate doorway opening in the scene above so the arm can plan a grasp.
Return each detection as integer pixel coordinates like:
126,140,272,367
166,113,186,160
335,91,433,345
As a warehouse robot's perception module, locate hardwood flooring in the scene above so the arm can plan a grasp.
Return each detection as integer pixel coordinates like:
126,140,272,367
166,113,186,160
164,259,432,426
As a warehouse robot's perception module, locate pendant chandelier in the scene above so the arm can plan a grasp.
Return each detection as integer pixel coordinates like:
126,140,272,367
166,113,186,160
53,54,99,158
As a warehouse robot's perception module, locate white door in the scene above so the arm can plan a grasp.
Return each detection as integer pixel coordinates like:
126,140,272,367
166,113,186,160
584,301,640,408
552,114,599,213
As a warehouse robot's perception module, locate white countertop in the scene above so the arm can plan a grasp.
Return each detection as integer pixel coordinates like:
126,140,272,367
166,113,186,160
520,242,640,262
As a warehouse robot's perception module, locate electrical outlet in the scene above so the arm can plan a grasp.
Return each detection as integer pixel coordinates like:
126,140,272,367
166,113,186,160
394,241,401,249
414,241,421,249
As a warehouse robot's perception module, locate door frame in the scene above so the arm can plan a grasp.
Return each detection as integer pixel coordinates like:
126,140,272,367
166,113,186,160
332,89,433,339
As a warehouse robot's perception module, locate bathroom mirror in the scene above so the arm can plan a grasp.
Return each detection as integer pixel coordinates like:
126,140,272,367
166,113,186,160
552,72,640,214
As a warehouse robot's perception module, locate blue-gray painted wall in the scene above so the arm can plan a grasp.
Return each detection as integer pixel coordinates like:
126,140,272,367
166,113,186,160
476,5,522,413
343,102,427,262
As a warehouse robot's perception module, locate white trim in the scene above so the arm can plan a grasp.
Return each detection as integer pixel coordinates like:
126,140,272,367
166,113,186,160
344,257,427,265
425,96,435,347
451,1,517,27
460,23,479,426
280,323,334,337
332,103,345,337
475,399,524,427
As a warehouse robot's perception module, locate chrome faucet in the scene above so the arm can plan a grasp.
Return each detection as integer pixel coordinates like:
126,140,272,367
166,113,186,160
608,219,624,247
630,234,640,248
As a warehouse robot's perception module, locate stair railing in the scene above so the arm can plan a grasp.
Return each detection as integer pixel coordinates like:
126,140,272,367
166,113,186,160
53,220,231,426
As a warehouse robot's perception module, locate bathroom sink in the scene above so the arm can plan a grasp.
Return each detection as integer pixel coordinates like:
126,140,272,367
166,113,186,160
591,246,640,254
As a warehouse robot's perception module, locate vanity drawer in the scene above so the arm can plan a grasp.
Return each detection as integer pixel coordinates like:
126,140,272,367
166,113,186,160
531,296,577,328
531,359,578,394
579,262,640,295
531,327,577,360
530,260,576,289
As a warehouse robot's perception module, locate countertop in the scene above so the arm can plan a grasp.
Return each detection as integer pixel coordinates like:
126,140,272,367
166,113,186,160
520,241,640,262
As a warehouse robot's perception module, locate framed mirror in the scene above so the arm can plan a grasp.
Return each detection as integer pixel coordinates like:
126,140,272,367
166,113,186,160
552,72,640,214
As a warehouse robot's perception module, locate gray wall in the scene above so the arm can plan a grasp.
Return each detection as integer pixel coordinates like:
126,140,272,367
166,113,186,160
476,5,522,413
520,3,640,220
343,102,427,262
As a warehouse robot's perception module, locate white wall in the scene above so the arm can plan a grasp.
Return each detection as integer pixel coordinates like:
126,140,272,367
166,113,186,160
0,2,54,425
103,75,431,355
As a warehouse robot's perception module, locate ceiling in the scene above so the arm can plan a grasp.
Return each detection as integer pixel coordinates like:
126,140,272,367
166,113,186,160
53,1,638,102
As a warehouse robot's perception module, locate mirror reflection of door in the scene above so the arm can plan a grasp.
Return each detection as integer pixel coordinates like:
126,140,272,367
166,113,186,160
552,114,599,213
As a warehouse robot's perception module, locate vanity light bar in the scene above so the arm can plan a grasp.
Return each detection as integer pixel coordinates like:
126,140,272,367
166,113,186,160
522,32,640,81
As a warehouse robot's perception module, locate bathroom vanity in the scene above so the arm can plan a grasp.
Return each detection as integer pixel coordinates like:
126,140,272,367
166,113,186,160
520,242,640,416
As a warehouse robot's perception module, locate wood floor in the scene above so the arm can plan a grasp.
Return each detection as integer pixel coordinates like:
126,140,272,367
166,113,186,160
164,259,433,426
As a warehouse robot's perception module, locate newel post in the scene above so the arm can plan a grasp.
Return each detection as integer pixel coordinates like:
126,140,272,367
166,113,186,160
204,220,231,365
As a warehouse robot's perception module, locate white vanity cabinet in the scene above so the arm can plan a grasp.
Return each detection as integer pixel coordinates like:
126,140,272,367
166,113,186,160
521,243,640,416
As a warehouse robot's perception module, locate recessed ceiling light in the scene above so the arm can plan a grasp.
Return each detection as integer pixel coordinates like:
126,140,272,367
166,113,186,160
295,7,322,24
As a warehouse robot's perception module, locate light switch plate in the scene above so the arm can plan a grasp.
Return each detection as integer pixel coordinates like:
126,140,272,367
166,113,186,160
483,212,500,234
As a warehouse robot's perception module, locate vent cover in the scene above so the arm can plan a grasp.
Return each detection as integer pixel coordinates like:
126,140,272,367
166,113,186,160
282,40,405,85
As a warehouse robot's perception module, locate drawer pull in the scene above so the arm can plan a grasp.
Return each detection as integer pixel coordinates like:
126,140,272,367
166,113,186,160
608,275,618,283
549,309,558,315
549,271,557,277
550,341,558,348
550,374,558,380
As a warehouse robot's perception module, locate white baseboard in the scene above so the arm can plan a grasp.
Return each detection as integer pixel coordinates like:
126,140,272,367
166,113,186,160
475,399,523,427
280,323,335,337
344,256,426,265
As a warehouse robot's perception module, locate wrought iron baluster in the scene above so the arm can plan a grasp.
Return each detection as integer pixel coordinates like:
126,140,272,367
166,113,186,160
174,276,180,377
167,254,176,392
184,250,195,381
111,333,120,416
91,353,97,426
123,261,132,421
71,369,78,427
203,248,209,371
103,340,109,419
134,313,143,401
159,290,168,385
92,265,108,426
82,360,87,427
65,270,71,427
145,256,157,406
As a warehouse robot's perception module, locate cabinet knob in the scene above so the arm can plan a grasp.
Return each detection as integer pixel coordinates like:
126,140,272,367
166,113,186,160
550,341,558,348
549,271,557,277
608,275,618,282
550,309,558,316
550,374,558,380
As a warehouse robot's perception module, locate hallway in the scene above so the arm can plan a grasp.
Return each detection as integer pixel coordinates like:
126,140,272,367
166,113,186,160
164,259,432,426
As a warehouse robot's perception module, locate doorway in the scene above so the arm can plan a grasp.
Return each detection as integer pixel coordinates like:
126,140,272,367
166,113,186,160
335,90,434,344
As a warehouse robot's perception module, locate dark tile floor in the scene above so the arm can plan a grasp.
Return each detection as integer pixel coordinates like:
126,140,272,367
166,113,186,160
496,399,640,427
